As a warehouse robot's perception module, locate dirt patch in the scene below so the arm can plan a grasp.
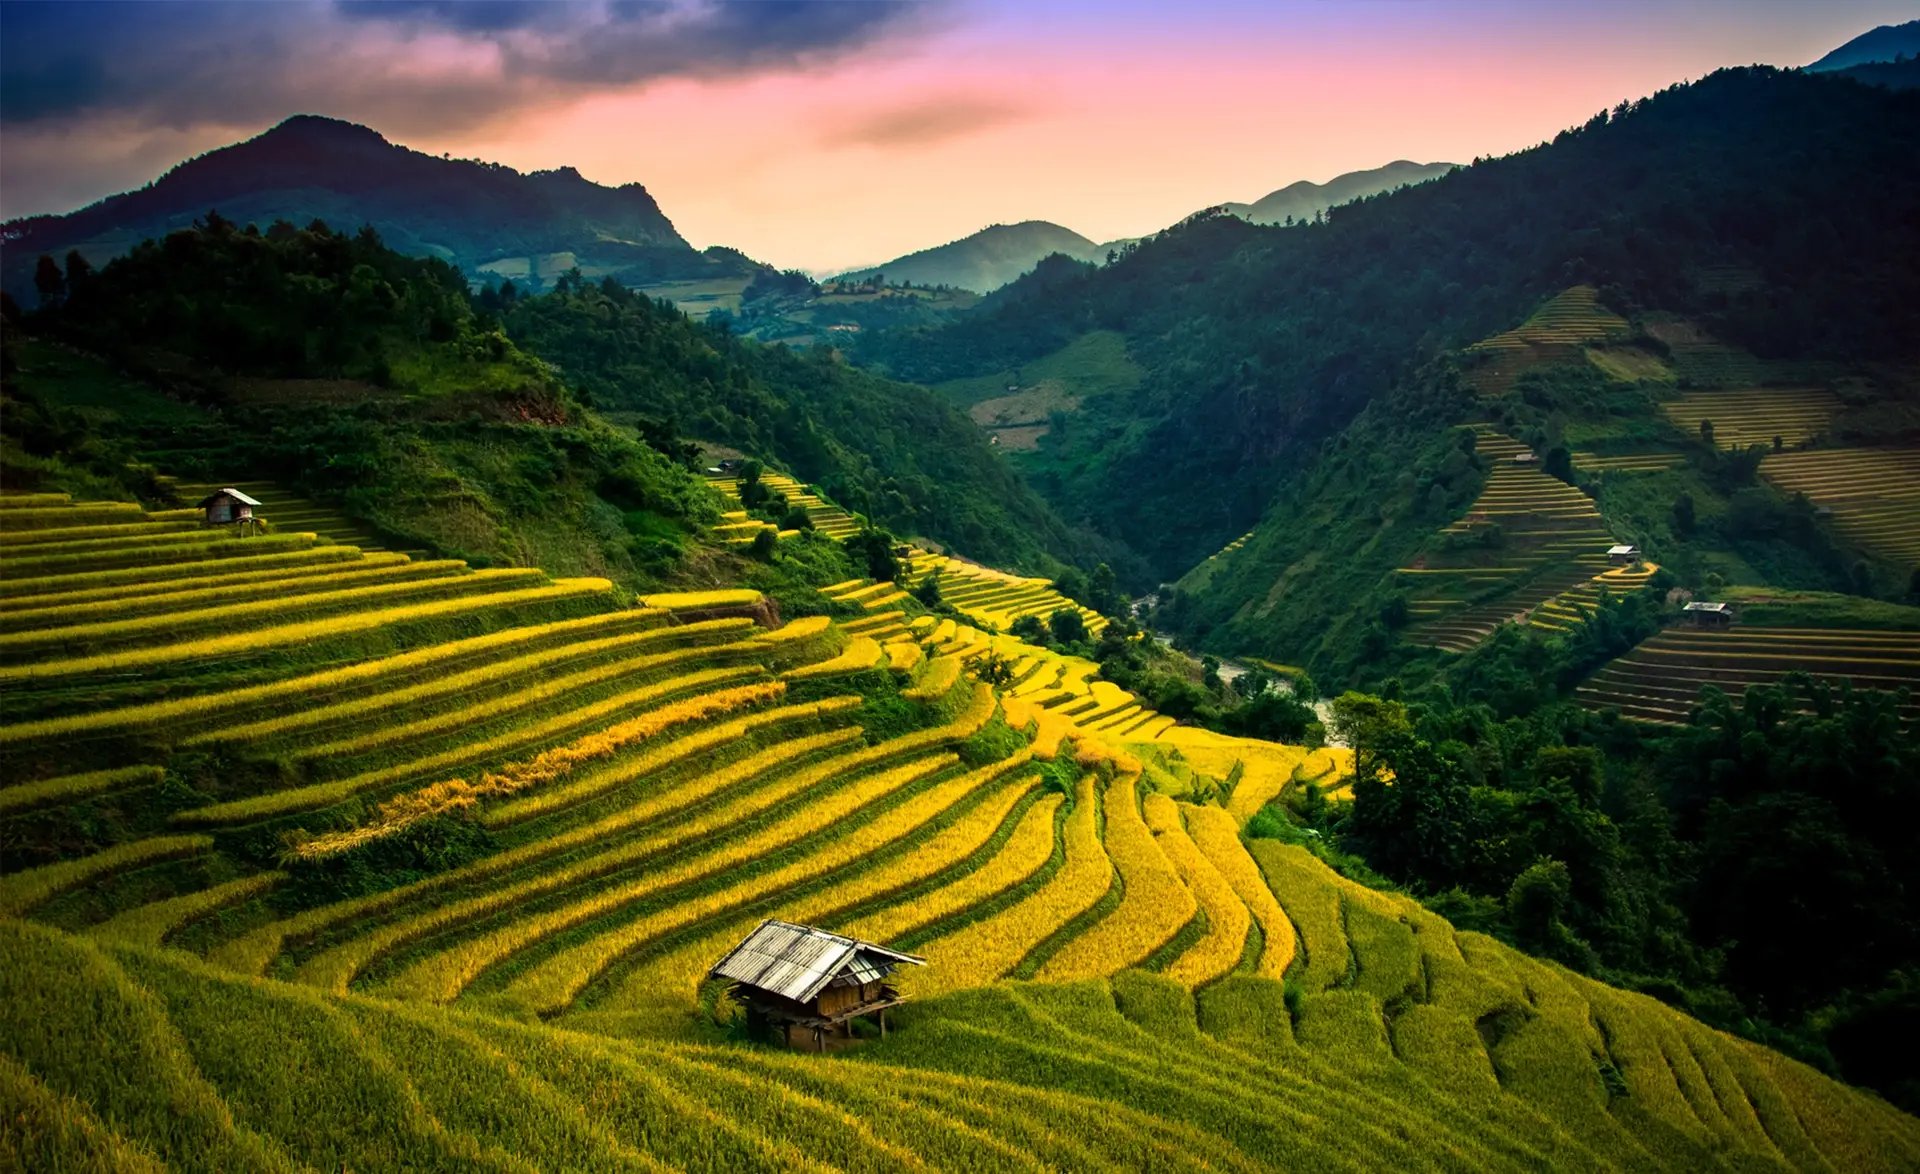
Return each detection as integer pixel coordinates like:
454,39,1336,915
986,424,1050,451
970,381,1082,428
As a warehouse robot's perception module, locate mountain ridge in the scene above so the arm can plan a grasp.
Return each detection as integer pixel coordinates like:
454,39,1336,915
1807,19,1920,71
1,114,737,298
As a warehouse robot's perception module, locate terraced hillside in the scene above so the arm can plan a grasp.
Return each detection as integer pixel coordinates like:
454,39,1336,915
703,467,1106,634
1575,626,1920,725
1660,387,1841,450
3,492,1917,1167
1399,428,1639,652
1463,285,1629,396
166,480,396,553
901,552,1107,636
1762,447,1920,568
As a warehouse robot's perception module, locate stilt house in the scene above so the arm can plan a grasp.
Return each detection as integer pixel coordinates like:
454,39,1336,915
1683,601,1735,628
199,488,261,526
708,919,923,1050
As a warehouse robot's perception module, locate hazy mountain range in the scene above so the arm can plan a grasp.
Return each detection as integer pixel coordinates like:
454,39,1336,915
0,115,747,299
834,160,1457,293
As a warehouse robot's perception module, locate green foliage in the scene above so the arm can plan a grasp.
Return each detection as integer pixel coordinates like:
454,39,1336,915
956,713,1026,767
498,279,1087,572
10,221,716,585
863,68,1920,581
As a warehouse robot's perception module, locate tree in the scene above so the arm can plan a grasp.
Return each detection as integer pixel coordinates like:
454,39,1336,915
737,459,768,509
781,506,814,532
748,527,777,560
1672,492,1696,537
62,250,95,299
32,255,65,308
1047,607,1088,645
1010,614,1048,644
913,570,942,609
1699,419,1716,447
1087,563,1120,615
1328,692,1410,786
853,527,899,582
1544,444,1574,483
975,652,1015,687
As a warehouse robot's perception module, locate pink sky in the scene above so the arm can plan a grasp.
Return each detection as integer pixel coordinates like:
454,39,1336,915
441,1,1920,272
3,0,1912,273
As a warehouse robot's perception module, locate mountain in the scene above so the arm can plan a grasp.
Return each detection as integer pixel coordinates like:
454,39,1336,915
832,220,1111,294
858,67,1920,581
1,115,742,300
1807,19,1920,71
1219,160,1457,225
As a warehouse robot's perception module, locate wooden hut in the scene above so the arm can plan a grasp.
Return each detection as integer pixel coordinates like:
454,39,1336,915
1607,543,1641,566
199,488,261,526
1683,601,1734,629
708,919,923,1050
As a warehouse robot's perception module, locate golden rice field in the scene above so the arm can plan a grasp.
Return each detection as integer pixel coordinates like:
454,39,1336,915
1660,386,1841,450
1761,446,1920,568
1464,285,1629,395
1400,427,1640,652
3,492,1915,1169
1575,626,1920,725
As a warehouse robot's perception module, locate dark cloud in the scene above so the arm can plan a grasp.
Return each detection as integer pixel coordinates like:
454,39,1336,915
334,1,570,33
0,1,934,132
827,95,1034,149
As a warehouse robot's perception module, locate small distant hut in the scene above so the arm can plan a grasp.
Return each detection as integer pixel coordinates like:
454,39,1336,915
1683,601,1735,629
1512,451,1540,465
708,919,923,1051
1607,543,1641,566
198,488,261,526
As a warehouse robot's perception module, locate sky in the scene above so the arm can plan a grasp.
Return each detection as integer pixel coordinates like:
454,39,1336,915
1,0,1913,273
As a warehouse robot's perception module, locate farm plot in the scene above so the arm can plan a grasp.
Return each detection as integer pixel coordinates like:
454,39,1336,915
1575,627,1920,724
1463,286,1628,396
1399,427,1618,652
1661,387,1840,450
7,494,1917,1173
1761,447,1920,568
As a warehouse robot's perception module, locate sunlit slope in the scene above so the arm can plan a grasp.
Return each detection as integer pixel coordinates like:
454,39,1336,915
2,494,1916,1169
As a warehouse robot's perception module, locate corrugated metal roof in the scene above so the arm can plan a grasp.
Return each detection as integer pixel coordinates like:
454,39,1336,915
199,488,263,508
709,919,923,1003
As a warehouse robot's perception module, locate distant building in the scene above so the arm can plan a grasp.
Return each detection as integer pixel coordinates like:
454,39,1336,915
198,488,260,526
708,919,923,1051
1607,543,1641,565
1513,451,1540,465
1683,601,1735,628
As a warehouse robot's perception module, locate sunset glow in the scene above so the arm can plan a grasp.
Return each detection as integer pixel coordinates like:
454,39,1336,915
2,0,1912,271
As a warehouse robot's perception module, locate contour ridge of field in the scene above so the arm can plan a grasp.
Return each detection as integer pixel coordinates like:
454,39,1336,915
1398,427,1644,652
1761,447,1920,568
3,491,1918,1170
1576,624,1920,725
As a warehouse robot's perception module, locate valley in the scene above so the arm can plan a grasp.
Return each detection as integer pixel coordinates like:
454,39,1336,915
2,10,1919,1171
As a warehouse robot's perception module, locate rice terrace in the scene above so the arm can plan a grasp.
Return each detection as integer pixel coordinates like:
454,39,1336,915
3,4,1920,1171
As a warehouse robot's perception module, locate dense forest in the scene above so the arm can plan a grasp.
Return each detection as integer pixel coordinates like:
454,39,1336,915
2,215,716,580
2,214,1090,581
858,67,1920,581
496,275,1093,572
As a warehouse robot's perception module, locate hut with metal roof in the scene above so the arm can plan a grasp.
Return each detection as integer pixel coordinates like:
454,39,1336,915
708,919,923,1050
198,487,262,526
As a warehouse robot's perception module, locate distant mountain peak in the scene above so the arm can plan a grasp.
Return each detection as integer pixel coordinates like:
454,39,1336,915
0,115,728,297
1807,19,1920,71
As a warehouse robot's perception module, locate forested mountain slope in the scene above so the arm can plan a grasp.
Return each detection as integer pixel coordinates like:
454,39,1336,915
0,115,743,299
858,67,1920,580
5,216,1086,577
